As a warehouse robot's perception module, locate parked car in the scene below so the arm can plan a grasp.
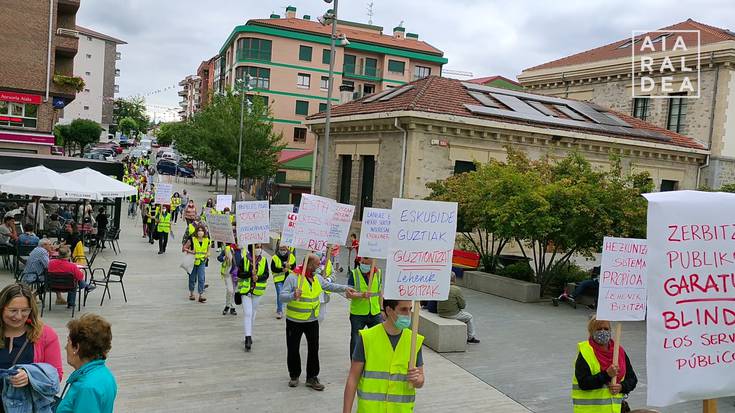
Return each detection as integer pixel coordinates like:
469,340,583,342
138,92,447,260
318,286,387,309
157,159,195,177
129,148,147,158
90,148,116,158
160,151,179,162
50,146,64,156
83,152,110,161
151,138,160,148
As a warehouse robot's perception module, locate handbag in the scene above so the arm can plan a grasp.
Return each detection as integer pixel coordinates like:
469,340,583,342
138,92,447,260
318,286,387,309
621,400,631,413
179,253,195,275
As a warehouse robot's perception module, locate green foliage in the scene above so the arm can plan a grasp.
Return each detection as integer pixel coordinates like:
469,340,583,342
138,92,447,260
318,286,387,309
546,262,592,296
53,119,102,156
717,183,735,193
113,97,149,136
154,122,180,147
496,261,535,282
427,148,650,296
52,74,85,92
118,117,138,138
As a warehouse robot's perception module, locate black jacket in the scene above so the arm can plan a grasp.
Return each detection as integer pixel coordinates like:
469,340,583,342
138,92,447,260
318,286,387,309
575,352,637,395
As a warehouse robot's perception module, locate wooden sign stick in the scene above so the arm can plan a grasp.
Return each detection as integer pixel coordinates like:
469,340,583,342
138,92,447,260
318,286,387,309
703,399,717,413
409,301,421,370
325,245,333,277
611,323,622,386
366,260,376,294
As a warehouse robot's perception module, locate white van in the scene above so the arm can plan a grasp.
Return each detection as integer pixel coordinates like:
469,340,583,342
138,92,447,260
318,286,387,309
140,139,152,150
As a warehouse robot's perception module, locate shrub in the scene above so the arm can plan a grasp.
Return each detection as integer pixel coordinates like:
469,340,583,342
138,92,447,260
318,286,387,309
496,261,535,282
546,262,592,296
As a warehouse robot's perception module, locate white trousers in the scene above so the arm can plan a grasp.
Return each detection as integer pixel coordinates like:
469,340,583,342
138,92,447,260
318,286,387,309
223,275,234,308
242,294,261,337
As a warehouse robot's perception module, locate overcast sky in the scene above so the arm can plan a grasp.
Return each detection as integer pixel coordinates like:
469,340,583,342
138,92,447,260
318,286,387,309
77,0,734,121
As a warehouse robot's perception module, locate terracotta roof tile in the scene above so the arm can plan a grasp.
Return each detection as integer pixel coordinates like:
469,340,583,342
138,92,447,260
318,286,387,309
278,149,313,164
523,19,735,72
308,76,705,151
467,75,521,86
249,18,444,56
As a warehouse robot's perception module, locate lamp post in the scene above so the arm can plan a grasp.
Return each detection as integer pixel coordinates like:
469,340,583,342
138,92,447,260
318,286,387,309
319,0,339,196
235,75,253,202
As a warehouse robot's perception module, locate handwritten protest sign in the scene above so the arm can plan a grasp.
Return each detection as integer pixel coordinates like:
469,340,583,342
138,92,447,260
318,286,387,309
154,183,173,205
280,212,298,247
206,213,235,244
384,199,457,301
235,201,269,245
644,191,735,407
596,237,648,321
358,208,391,258
328,203,355,245
216,195,232,212
270,204,294,233
293,194,335,252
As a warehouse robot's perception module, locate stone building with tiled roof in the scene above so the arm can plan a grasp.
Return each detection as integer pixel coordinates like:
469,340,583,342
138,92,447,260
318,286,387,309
305,76,707,219
517,19,735,188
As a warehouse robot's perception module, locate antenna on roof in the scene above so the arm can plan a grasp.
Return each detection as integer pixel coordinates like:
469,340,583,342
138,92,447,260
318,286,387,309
398,20,405,28
366,2,374,25
443,69,474,78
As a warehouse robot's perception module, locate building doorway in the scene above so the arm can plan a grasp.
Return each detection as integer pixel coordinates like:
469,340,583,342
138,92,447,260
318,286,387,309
359,155,375,220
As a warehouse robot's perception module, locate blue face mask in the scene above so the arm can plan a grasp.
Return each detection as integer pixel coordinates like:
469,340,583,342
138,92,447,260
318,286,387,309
359,263,371,274
394,314,411,330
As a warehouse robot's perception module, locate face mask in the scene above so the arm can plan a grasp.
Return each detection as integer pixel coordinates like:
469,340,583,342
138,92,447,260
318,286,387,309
279,249,289,256
394,314,411,330
254,248,262,256
314,251,324,259
197,232,204,238
593,329,612,346
359,264,371,274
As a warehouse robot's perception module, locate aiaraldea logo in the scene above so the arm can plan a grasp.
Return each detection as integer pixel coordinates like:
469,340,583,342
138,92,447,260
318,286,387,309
631,30,700,98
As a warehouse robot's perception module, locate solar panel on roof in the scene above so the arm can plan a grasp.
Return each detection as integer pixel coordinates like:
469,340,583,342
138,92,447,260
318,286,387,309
468,92,501,108
554,105,588,121
362,88,396,103
600,113,631,127
378,85,415,101
526,101,556,117
489,93,544,116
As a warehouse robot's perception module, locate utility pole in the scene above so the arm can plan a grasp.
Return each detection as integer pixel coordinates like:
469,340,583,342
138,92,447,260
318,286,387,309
320,0,339,196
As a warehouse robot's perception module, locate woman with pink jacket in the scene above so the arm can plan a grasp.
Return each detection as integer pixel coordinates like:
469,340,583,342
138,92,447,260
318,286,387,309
183,200,198,225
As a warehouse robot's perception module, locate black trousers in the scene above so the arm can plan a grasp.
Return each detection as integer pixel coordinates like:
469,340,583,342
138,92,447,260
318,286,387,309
349,313,382,358
158,232,169,252
286,319,319,379
147,222,156,243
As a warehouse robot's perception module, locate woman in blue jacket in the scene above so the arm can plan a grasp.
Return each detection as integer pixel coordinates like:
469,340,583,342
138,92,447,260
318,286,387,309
56,314,117,413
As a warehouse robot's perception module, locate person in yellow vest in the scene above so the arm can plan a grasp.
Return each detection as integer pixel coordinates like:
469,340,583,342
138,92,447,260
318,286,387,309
182,225,210,303
170,192,182,224
146,203,157,244
343,299,425,413
217,238,239,316
572,316,637,413
156,205,172,254
270,242,296,319
347,257,382,358
236,243,270,352
280,254,357,391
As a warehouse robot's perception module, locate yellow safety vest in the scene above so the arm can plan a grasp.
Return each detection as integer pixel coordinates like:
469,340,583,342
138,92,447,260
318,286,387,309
357,324,424,413
240,256,267,296
157,212,171,233
285,273,322,321
171,197,181,210
192,237,210,266
271,253,296,283
571,341,624,413
146,205,154,223
350,268,382,316
220,245,232,276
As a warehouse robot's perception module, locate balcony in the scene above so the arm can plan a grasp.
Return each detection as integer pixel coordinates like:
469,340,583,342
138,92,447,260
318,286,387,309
57,0,80,13
115,51,121,60
342,64,381,81
179,100,187,107
115,69,120,77
178,90,187,97
54,30,78,58
114,85,119,93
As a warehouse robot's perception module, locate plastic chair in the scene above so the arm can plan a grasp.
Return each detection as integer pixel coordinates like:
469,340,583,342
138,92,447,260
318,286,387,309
87,261,127,306
44,271,79,317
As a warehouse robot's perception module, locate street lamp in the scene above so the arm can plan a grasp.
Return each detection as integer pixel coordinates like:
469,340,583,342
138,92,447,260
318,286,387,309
235,74,253,202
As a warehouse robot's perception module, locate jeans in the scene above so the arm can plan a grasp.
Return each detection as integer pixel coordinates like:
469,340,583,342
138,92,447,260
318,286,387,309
286,319,319,379
242,294,261,337
67,280,89,307
442,310,477,339
349,313,382,358
572,279,599,298
172,207,179,223
189,263,206,294
275,282,284,314
158,232,169,252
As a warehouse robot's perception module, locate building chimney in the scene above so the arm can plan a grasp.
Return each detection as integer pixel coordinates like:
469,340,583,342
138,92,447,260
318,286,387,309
285,6,297,19
340,84,355,104
406,32,419,40
393,26,405,39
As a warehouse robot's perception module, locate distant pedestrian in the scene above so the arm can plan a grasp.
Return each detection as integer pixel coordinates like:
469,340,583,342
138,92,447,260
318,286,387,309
237,244,269,352
270,243,295,319
183,226,209,302
170,192,182,224
183,200,198,225
96,207,108,248
217,237,238,316
349,233,360,270
157,205,172,254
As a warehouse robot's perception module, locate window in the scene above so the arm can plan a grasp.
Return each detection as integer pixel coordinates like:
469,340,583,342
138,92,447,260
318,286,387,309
414,65,431,80
343,54,356,74
86,36,92,41
293,127,307,143
319,103,327,112
299,45,312,62
660,179,678,192
83,106,89,110
363,84,375,95
342,80,355,89
85,53,91,59
632,97,650,121
115,69,120,77
388,60,405,75
322,49,331,65
85,71,91,76
454,161,476,174
236,66,270,89
364,58,378,77
339,155,352,204
114,85,119,93
297,73,311,89
295,100,309,116
84,88,90,92
115,51,121,60
237,38,272,61
320,76,329,91
667,93,687,133
0,101,38,128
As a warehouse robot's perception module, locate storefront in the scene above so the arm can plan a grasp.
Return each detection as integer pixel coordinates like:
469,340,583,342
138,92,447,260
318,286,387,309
0,91,53,155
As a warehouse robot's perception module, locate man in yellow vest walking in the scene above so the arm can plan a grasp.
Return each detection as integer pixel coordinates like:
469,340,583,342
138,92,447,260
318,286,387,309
157,205,172,254
343,299,425,413
280,254,357,391
347,257,383,358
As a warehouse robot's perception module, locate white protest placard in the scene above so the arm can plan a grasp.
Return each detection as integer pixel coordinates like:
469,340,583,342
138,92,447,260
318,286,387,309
358,207,391,259
235,201,270,245
596,237,647,321
644,190,735,407
384,198,458,301
270,204,294,233
280,212,298,247
293,194,335,252
216,195,232,212
206,213,235,244
328,203,355,245
154,183,173,205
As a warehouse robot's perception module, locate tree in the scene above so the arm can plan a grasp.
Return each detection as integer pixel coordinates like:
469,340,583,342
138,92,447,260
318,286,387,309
53,124,72,154
113,97,149,136
154,122,181,147
118,117,138,139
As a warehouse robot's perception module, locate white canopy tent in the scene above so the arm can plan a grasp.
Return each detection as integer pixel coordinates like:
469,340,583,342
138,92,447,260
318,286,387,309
0,166,98,200
62,168,136,199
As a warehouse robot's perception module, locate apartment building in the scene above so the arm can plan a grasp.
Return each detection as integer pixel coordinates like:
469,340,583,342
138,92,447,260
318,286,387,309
59,25,126,138
178,75,201,120
197,57,216,110
217,6,448,151
0,0,81,154
517,19,735,189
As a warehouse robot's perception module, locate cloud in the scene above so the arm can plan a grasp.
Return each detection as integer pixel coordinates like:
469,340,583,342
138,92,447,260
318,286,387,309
75,0,735,114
